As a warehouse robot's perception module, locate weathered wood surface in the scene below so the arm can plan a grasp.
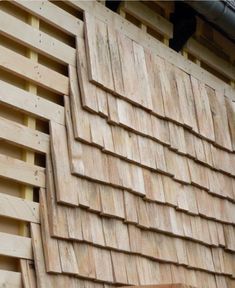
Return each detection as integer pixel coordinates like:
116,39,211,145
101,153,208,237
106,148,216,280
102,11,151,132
0,1,235,288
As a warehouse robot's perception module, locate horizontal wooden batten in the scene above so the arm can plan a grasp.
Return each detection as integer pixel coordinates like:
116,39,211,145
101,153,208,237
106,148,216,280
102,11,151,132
0,269,22,288
0,10,76,66
0,80,64,124
12,0,83,37
0,232,33,260
0,116,50,154
121,1,173,39
0,193,39,223
0,154,45,187
185,38,235,81
0,45,69,95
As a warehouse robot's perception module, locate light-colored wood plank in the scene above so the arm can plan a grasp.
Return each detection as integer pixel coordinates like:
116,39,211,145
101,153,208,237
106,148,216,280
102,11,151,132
50,121,79,206
0,80,64,124
12,0,83,36
85,12,114,91
20,259,37,288
185,38,235,82
0,153,45,187
0,269,22,288
225,96,235,151
107,25,124,95
0,116,49,154
0,232,32,259
0,45,69,95
0,10,76,66
40,188,61,273
191,76,215,141
0,192,39,223
122,1,172,39
207,87,232,150
30,223,53,288
76,37,99,113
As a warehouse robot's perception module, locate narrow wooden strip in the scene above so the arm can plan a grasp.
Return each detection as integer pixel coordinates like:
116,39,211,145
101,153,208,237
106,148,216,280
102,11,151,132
185,38,235,82
76,37,99,113
30,223,53,288
50,121,79,206
0,45,69,95
0,192,39,223
40,188,62,273
0,269,22,288
0,80,64,124
0,154,45,187
0,10,76,66
122,1,173,38
0,232,32,259
12,0,83,36
20,259,37,288
0,116,49,154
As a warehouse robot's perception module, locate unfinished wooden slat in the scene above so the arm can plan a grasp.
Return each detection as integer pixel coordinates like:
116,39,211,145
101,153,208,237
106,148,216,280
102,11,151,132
30,223,53,288
68,67,92,142
0,45,69,95
132,41,153,110
0,153,45,187
151,116,170,146
0,192,39,223
145,50,165,117
0,116,49,154
225,96,235,151
12,0,83,36
0,80,64,124
20,260,37,288
0,269,22,288
73,243,96,279
0,10,76,66
50,121,79,206
58,241,79,275
111,251,128,284
76,37,99,113
93,246,114,282
191,76,215,141
175,68,198,131
207,86,232,150
85,12,114,91
117,31,139,104
0,232,32,259
40,189,61,273
162,60,182,124
107,25,124,95
122,1,172,39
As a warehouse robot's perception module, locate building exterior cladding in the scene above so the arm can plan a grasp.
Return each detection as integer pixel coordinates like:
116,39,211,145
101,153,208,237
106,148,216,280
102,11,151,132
0,1,235,288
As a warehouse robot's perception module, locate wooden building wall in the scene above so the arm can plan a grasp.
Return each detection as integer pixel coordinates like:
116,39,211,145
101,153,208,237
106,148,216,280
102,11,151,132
0,1,235,287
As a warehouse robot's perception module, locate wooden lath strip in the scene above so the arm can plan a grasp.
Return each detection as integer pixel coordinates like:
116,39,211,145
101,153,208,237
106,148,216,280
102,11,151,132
0,269,22,288
0,45,69,95
0,154,45,187
12,0,83,36
0,116,50,154
0,80,65,124
0,9,76,66
0,232,33,259
121,1,173,39
0,193,40,223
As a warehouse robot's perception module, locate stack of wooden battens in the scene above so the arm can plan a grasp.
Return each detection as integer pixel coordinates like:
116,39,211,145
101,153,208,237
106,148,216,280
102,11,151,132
0,1,235,287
